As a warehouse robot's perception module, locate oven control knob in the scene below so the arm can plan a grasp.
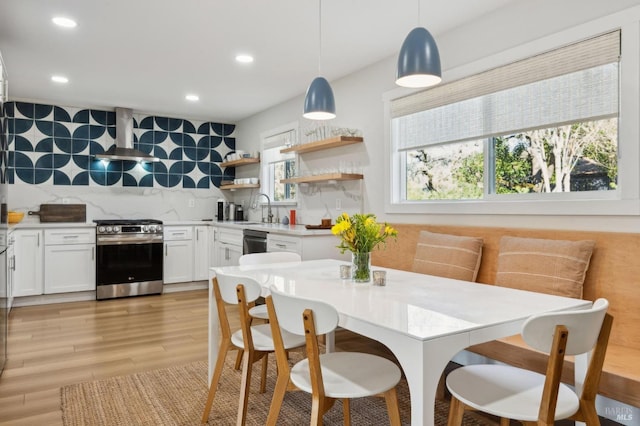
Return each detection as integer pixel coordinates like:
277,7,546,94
98,226,106,233
113,226,121,233
157,225,162,232
142,225,149,232
149,225,156,232
106,226,113,233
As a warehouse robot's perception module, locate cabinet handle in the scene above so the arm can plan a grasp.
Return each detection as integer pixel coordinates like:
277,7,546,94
92,247,95,260
165,244,168,256
225,247,229,261
196,229,199,241
63,235,79,239
11,255,16,271
37,233,40,247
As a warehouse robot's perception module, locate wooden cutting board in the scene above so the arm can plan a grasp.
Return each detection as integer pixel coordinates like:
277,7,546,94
28,204,86,222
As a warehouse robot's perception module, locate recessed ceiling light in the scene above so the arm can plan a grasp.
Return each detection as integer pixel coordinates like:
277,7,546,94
52,16,77,28
185,94,199,102
235,54,254,64
51,75,69,84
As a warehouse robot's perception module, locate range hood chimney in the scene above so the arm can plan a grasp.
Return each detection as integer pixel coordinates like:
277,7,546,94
95,107,159,163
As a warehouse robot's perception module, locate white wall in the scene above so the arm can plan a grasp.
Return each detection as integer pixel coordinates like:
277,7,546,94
236,0,640,232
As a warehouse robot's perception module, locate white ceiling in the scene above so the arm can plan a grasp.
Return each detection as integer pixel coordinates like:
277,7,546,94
0,0,518,123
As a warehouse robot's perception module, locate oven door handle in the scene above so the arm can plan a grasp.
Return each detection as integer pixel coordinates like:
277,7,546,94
97,238,162,245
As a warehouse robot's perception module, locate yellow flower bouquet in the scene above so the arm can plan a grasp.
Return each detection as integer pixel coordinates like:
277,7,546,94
331,213,398,282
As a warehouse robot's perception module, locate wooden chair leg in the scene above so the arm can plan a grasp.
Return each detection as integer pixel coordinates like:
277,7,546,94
236,349,253,426
447,396,465,426
266,374,290,426
201,339,231,424
259,352,268,393
573,402,600,426
343,398,351,426
383,388,402,426
234,349,243,370
310,394,324,426
500,418,511,426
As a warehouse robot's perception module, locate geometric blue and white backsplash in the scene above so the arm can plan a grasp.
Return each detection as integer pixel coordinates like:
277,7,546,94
5,101,236,188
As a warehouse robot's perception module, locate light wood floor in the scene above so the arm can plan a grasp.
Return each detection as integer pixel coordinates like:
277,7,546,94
0,289,394,425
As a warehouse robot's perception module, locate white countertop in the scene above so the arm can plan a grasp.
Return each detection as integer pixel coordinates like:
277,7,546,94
9,219,332,237
163,220,334,236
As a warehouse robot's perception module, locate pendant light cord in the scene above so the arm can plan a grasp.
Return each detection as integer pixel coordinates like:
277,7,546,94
318,0,322,76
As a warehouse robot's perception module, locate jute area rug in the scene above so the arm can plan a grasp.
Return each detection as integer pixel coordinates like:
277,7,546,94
61,352,497,426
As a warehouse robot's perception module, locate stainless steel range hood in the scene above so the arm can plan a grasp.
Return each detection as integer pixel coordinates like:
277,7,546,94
95,107,159,163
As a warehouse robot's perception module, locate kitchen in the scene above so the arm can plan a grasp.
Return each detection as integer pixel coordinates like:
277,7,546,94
2,0,640,424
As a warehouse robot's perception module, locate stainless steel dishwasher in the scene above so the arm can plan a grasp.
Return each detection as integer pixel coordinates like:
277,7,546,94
242,229,268,254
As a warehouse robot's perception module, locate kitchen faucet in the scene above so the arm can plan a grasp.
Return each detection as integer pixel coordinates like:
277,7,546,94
257,193,273,223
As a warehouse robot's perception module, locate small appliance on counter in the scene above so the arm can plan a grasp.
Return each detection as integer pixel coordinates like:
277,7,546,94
227,202,236,221
217,199,225,221
217,199,245,221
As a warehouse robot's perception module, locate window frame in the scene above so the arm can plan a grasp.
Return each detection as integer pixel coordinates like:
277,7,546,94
260,122,298,207
384,17,640,216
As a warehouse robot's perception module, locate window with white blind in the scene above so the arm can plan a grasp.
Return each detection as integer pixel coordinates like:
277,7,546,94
260,125,297,204
389,30,622,209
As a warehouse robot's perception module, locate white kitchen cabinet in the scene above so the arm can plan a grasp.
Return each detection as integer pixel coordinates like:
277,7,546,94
12,229,44,297
216,228,243,267
209,226,218,269
267,233,346,261
44,228,96,294
5,233,14,310
163,226,194,284
193,226,209,281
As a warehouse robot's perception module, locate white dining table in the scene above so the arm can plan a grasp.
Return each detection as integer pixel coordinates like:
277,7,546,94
208,258,592,426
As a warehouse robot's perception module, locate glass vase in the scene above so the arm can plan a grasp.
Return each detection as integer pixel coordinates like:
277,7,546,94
351,251,371,283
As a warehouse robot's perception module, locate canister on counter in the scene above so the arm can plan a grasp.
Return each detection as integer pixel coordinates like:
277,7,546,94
289,209,296,225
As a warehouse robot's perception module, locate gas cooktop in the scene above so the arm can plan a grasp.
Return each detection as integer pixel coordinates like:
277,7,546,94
93,219,163,226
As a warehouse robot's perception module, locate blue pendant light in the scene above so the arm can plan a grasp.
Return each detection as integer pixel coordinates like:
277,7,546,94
303,0,336,120
396,1,441,88
303,77,335,120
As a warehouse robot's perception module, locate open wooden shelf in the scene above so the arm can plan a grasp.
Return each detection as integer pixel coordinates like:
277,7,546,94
280,136,363,154
220,157,260,167
281,173,363,184
220,183,260,190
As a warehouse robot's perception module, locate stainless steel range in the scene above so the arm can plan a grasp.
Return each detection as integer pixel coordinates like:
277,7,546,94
94,219,163,300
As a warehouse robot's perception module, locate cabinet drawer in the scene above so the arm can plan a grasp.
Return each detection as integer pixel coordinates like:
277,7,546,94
44,228,96,245
164,226,193,241
218,228,243,246
267,234,300,254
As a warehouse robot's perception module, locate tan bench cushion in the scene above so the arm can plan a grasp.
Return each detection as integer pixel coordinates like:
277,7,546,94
412,231,483,282
495,236,595,298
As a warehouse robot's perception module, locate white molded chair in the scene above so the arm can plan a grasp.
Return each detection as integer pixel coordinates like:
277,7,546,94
238,252,302,320
446,298,613,426
232,252,303,370
201,272,305,425
265,285,402,426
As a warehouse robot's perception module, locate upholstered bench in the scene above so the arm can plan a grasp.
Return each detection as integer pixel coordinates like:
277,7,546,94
371,224,640,409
